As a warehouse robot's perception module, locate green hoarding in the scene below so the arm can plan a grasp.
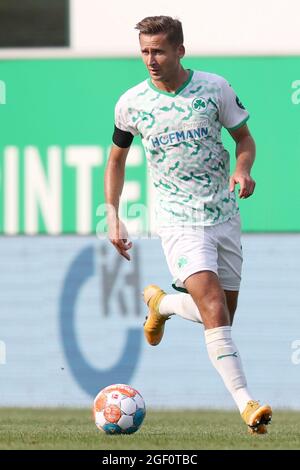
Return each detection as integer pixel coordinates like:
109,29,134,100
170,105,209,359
0,57,299,233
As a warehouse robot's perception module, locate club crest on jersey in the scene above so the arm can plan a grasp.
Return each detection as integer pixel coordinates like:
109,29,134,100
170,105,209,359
192,97,208,112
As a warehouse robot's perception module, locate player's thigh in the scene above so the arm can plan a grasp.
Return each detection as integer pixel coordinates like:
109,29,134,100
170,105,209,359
185,270,230,328
217,214,243,292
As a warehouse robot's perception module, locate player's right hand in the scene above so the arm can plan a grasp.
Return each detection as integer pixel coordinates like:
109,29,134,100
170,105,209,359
108,217,132,261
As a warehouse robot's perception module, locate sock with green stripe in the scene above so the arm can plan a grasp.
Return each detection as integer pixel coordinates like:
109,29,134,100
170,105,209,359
204,326,254,413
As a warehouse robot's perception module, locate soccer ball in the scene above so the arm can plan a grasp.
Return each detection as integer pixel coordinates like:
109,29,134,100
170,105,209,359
93,384,146,434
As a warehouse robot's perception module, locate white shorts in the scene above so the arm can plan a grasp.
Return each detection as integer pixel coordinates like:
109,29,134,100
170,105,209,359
158,214,243,292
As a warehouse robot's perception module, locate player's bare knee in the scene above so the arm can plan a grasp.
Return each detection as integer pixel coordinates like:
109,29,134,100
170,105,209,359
201,298,230,327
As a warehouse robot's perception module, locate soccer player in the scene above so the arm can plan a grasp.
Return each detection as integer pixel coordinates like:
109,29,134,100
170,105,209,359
104,16,272,434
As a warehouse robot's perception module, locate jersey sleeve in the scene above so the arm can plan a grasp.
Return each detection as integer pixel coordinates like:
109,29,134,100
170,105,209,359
114,96,139,136
219,79,249,130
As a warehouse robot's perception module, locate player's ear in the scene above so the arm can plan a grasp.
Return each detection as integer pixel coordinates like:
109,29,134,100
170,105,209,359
178,44,185,59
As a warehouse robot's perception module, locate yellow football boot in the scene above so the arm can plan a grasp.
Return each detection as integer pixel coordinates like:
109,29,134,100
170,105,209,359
143,285,169,346
241,400,272,434
248,424,268,435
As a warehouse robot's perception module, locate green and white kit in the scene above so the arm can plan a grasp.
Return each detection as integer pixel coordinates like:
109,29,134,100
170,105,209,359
115,69,249,229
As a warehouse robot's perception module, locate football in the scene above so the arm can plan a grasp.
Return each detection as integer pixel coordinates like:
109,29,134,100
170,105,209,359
93,384,146,434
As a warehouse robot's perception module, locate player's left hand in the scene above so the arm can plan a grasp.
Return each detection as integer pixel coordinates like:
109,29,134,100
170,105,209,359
229,172,256,199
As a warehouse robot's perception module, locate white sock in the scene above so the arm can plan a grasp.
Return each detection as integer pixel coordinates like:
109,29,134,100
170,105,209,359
204,326,254,413
159,293,202,323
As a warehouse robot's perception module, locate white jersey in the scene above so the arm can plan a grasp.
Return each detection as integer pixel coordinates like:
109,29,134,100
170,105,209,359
115,70,249,227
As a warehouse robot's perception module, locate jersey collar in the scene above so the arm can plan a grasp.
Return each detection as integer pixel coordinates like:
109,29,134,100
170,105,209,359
147,69,194,97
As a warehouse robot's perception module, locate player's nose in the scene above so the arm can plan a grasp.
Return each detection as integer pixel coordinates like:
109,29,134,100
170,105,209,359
147,53,156,67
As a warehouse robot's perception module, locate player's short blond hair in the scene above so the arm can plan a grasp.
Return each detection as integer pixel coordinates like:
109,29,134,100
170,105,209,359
135,16,184,46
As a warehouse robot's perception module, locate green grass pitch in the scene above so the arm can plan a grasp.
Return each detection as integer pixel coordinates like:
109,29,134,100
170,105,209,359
0,408,299,450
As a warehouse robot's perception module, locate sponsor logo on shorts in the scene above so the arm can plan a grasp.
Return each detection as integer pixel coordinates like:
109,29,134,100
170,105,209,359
177,256,188,269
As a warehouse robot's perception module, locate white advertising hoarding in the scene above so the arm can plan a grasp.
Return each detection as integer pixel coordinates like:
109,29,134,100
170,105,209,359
0,235,299,408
